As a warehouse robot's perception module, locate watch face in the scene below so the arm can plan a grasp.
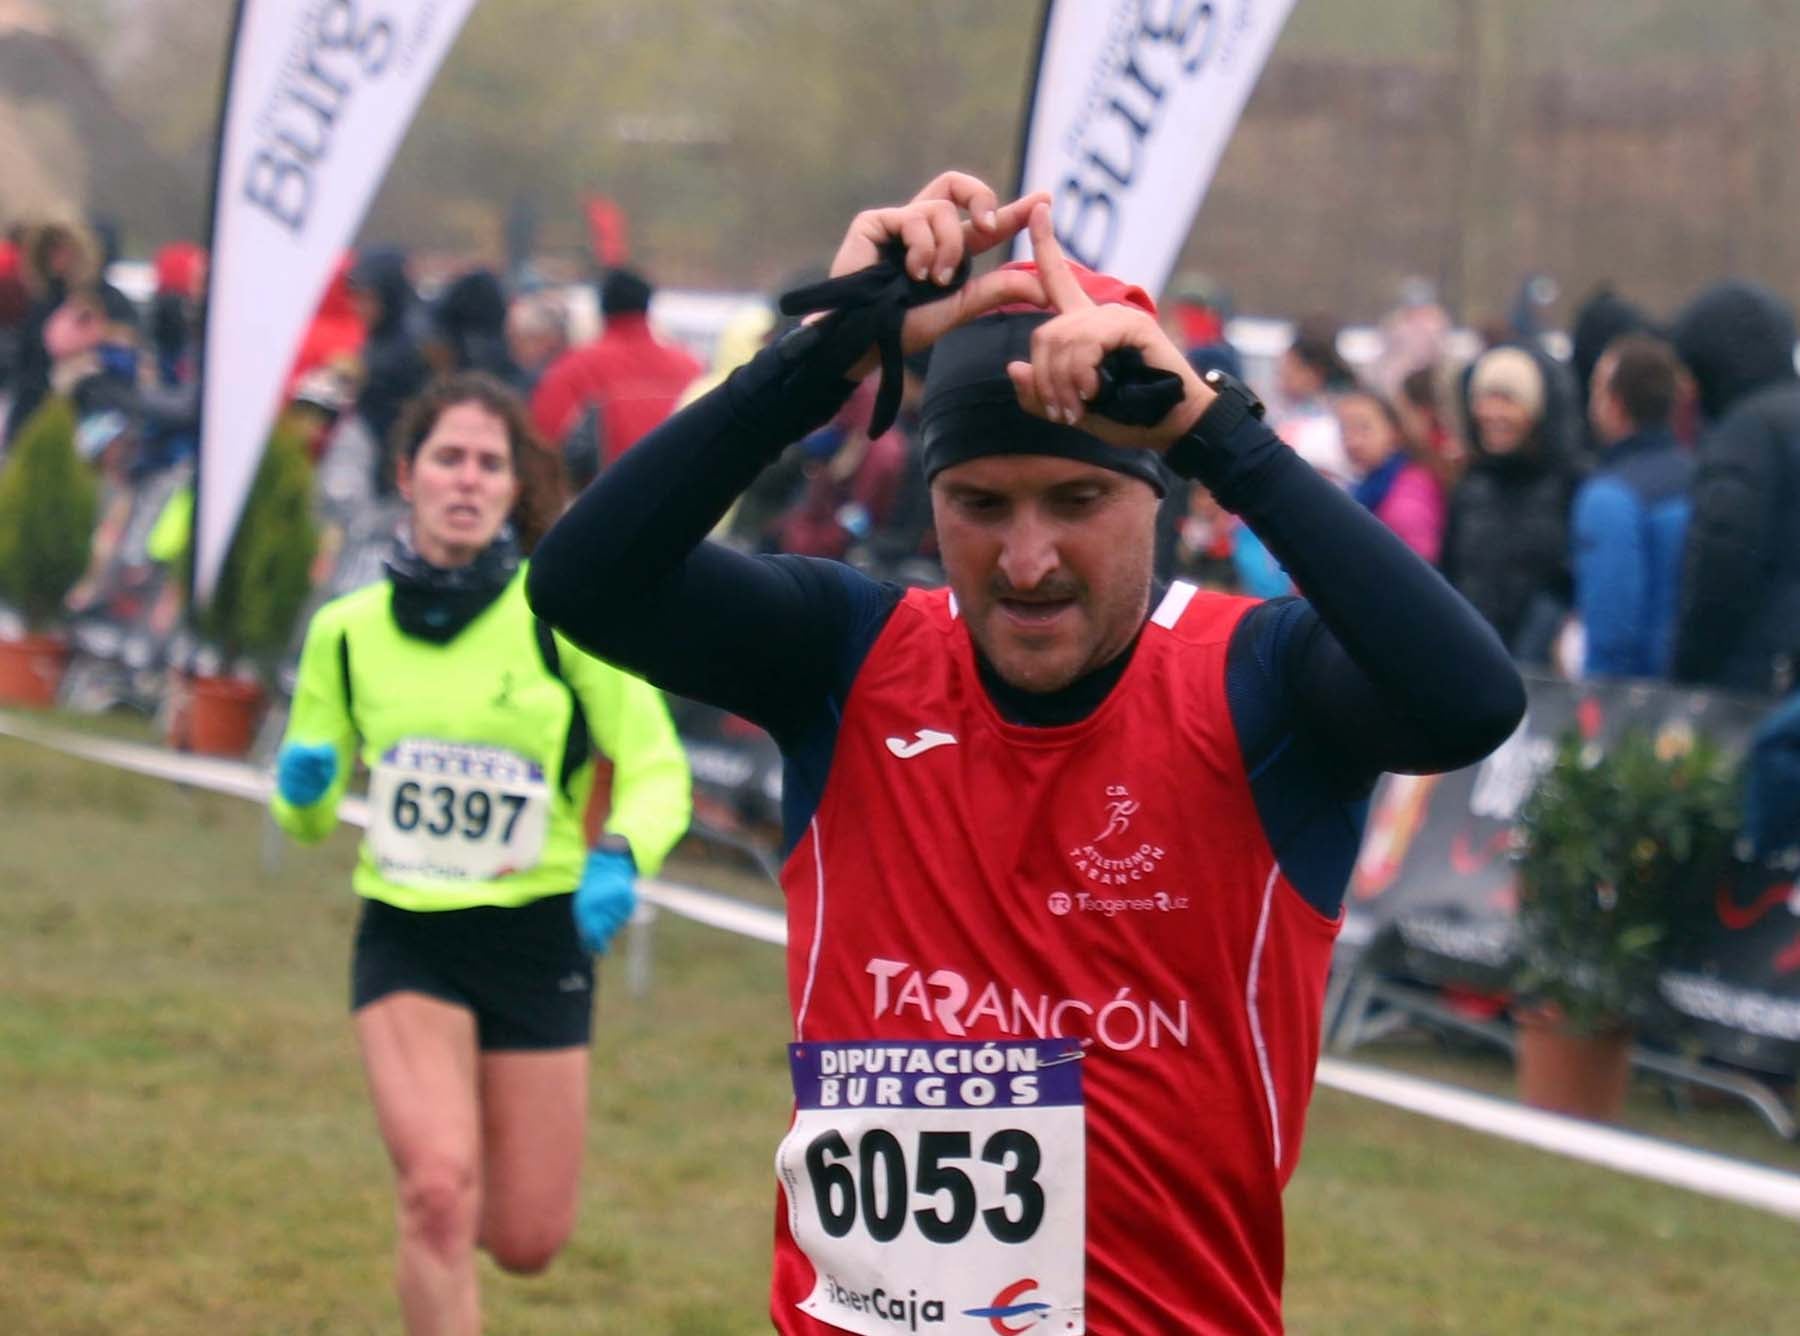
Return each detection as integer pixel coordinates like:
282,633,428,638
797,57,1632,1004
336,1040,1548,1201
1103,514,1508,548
1202,368,1266,419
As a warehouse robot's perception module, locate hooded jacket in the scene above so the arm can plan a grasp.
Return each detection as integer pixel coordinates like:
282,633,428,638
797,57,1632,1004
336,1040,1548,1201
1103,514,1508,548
432,268,521,385
349,247,430,481
1442,343,1584,661
1670,281,1800,694
1569,286,1655,454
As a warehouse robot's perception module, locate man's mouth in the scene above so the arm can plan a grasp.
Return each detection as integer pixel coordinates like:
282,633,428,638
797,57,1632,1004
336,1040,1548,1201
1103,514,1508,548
998,596,1075,627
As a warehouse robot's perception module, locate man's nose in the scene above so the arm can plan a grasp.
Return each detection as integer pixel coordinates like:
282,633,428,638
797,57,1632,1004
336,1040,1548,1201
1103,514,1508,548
997,510,1060,591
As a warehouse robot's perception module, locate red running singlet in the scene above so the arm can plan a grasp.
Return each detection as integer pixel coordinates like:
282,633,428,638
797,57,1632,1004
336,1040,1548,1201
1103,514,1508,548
771,584,1340,1335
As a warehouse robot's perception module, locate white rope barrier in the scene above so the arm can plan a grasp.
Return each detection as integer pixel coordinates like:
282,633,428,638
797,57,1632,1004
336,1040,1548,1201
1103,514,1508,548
1316,1058,1800,1221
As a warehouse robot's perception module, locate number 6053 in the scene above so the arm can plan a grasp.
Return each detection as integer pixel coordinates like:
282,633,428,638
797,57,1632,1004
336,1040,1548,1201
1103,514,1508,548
804,1128,1044,1246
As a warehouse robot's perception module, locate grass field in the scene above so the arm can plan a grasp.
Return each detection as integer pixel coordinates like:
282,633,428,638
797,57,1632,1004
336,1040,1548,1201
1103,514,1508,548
4,732,1798,1335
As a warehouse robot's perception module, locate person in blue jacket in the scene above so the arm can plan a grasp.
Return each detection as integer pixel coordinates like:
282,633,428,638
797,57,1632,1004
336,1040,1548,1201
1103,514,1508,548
1573,333,1692,679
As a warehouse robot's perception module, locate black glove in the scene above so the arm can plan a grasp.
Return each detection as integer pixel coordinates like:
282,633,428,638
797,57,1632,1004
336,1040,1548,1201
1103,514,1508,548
778,240,971,438
1086,346,1187,427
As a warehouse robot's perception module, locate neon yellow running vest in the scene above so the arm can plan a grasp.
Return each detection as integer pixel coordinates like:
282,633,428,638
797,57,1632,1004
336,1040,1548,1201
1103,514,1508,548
271,568,691,911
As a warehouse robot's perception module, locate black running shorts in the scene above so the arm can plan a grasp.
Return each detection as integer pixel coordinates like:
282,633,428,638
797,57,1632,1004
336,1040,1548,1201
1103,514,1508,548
351,892,595,1050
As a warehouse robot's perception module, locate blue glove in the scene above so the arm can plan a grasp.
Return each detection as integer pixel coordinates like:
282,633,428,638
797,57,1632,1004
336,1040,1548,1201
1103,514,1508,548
574,846,637,954
276,741,339,807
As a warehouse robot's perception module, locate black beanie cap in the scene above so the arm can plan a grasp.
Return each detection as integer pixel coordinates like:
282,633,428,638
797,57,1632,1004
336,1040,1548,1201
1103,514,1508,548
920,312,1169,496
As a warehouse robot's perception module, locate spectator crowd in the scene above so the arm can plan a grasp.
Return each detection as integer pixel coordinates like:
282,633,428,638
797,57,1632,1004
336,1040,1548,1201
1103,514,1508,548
1163,274,1800,708
1,214,1797,721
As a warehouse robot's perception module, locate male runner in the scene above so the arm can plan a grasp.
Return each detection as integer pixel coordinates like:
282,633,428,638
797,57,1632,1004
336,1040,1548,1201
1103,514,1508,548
529,173,1524,1334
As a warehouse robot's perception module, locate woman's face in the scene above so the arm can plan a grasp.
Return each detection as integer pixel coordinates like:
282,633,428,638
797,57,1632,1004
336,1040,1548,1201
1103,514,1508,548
1472,392,1534,456
43,299,104,362
1336,395,1400,473
396,401,519,567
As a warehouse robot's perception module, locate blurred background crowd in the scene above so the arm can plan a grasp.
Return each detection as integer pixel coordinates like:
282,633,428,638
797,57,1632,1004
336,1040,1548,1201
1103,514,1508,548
4,212,1795,706
1,0,1798,737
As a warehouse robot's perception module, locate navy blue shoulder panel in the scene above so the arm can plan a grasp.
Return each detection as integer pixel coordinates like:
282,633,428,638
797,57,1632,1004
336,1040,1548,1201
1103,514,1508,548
1225,598,1367,916
776,565,905,855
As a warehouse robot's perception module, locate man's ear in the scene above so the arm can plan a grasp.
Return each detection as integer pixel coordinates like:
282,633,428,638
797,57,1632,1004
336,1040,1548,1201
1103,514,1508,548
394,453,413,503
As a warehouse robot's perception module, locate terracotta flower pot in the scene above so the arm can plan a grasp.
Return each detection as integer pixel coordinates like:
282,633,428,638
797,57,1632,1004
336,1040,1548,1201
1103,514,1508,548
1515,1005,1633,1122
185,675,266,757
0,633,68,708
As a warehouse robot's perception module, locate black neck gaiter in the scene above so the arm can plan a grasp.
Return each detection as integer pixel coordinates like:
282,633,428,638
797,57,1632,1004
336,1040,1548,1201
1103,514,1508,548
974,582,1163,727
385,525,521,643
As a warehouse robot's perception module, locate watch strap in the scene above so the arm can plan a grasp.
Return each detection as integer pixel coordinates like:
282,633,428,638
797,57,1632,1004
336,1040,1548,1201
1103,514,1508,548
1165,369,1266,480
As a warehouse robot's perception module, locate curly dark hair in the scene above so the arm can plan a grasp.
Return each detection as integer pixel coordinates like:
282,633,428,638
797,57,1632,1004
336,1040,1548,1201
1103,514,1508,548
390,372,564,554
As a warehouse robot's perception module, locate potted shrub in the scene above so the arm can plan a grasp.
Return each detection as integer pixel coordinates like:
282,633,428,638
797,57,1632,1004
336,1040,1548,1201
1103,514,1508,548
176,413,319,755
0,396,99,706
1511,727,1738,1120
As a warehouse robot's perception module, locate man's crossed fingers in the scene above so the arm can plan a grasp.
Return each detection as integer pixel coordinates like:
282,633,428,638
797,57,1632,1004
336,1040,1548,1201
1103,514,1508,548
1006,203,1211,449
832,171,1043,287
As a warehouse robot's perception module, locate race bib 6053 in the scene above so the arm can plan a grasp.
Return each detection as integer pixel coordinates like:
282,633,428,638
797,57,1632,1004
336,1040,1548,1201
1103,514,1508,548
777,1038,1085,1335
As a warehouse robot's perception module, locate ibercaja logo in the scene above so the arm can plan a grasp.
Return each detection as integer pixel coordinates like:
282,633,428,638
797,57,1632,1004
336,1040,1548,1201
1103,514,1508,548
963,1277,1054,1333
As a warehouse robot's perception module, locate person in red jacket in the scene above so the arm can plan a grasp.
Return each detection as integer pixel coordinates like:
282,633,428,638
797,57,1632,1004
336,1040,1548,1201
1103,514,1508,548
285,252,366,401
528,267,701,466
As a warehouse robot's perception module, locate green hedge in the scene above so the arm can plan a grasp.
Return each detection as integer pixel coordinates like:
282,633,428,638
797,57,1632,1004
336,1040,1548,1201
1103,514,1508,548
0,397,99,632
1515,729,1739,1033
199,413,318,665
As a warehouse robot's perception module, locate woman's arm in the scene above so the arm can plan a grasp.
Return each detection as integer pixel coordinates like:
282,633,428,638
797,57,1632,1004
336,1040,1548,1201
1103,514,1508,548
561,641,694,877
269,604,358,843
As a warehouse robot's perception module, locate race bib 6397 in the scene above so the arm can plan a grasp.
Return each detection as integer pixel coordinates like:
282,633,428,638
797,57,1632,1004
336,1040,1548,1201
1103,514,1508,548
366,738,550,887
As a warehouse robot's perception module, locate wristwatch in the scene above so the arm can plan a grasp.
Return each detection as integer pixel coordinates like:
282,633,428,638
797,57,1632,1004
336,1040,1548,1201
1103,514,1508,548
596,833,634,863
1194,367,1266,438
1165,367,1266,478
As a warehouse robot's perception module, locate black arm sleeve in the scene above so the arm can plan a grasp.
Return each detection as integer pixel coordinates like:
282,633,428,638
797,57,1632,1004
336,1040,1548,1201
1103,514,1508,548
526,335,898,738
1171,412,1526,790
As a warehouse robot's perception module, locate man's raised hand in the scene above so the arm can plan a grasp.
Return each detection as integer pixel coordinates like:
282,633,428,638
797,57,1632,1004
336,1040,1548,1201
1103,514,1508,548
829,171,1035,283
826,173,1052,375
1004,203,1215,452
